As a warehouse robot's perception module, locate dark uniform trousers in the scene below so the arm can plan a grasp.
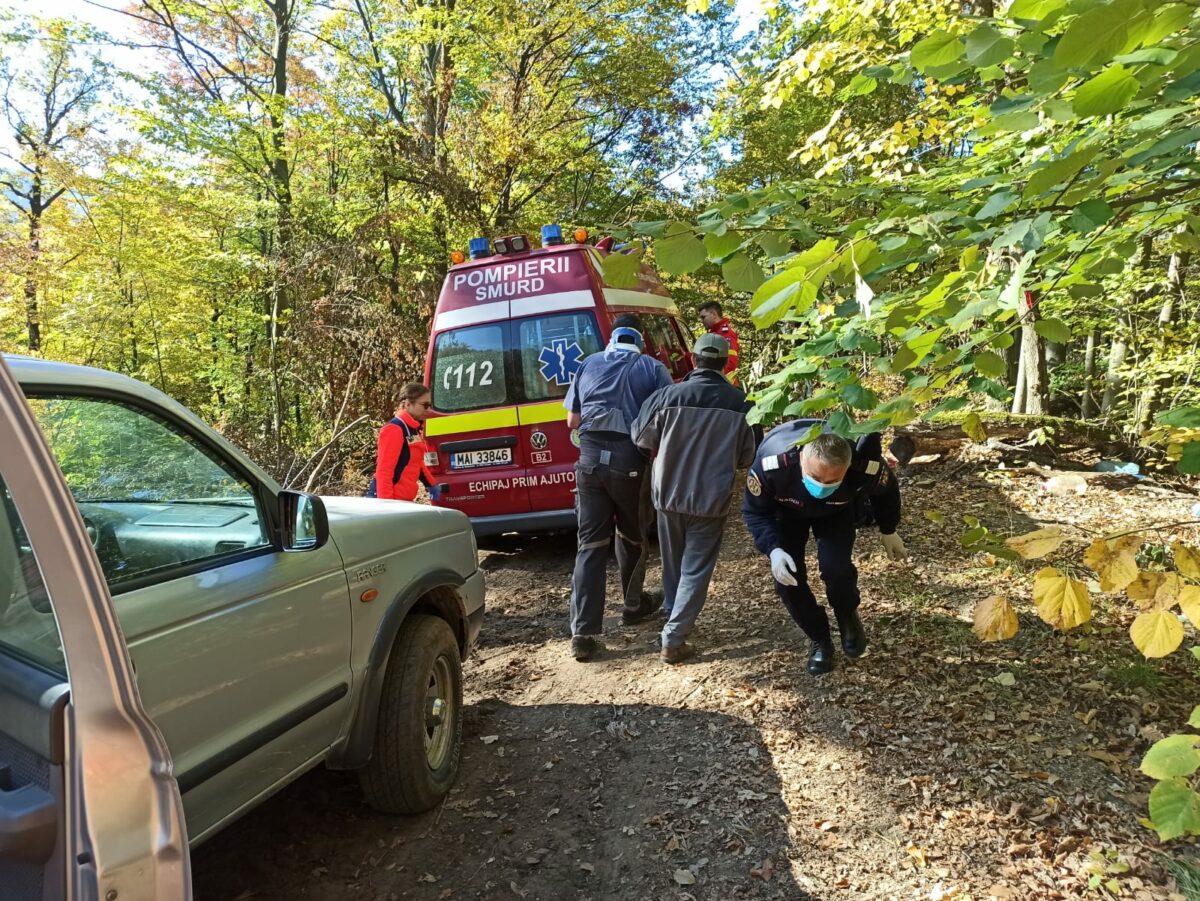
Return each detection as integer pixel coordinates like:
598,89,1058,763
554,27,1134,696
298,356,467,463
774,506,861,644
570,434,649,636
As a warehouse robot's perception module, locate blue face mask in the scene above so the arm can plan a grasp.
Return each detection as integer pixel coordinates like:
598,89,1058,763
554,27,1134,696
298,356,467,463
803,473,842,499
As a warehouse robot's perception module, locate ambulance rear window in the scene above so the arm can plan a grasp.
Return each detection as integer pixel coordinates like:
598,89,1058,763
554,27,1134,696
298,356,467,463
432,324,509,412
516,312,602,402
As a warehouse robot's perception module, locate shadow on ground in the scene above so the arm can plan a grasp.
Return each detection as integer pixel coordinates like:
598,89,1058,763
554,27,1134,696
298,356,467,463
192,700,814,901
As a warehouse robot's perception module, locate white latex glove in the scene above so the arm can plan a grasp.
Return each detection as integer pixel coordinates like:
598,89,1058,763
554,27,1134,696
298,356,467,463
881,532,907,561
769,548,798,586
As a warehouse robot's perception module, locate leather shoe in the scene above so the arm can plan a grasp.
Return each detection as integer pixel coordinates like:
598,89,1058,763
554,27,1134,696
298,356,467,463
807,641,835,676
571,636,598,661
622,596,660,625
838,610,868,658
661,642,696,665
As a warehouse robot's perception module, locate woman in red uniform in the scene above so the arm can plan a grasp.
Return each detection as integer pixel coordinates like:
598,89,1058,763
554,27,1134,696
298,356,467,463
368,382,440,501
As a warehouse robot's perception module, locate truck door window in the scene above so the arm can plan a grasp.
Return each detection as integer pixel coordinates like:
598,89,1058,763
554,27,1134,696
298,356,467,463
432,323,510,412
644,316,690,379
0,476,63,675
25,396,270,591
516,312,602,402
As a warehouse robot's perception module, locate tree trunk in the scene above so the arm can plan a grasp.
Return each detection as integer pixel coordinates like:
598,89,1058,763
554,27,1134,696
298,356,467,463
1017,290,1048,414
1135,225,1189,430
1101,332,1128,415
25,206,41,352
1081,330,1097,418
266,0,294,463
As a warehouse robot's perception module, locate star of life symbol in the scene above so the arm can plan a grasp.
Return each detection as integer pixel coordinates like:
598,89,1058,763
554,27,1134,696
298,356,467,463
537,339,584,387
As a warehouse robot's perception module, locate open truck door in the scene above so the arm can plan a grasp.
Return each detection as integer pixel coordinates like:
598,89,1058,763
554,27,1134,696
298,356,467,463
0,355,190,901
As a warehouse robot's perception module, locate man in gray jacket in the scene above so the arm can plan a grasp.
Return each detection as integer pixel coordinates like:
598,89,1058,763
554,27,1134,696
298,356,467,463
632,333,756,663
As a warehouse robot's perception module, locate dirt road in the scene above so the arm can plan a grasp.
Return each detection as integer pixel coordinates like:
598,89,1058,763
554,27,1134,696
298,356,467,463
193,463,1197,900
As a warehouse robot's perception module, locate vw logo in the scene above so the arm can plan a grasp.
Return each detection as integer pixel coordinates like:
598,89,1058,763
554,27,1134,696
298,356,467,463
531,430,548,450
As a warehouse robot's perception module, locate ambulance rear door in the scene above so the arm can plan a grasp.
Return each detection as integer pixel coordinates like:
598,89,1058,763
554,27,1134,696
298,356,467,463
427,320,533,519
511,310,604,513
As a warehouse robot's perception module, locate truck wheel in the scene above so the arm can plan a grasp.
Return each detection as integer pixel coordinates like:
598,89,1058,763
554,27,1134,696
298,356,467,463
359,614,463,814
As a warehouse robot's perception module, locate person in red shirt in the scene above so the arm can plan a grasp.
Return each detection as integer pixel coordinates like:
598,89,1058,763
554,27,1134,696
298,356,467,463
698,301,741,384
368,382,440,501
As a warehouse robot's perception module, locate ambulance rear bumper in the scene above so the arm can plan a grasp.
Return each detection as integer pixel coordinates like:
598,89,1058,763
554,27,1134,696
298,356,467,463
470,508,576,537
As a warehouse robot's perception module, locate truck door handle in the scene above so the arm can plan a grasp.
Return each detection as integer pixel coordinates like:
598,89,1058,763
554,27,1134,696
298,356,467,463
0,782,57,863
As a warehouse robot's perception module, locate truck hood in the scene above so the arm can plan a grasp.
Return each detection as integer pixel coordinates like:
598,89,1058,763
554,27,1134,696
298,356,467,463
319,495,472,570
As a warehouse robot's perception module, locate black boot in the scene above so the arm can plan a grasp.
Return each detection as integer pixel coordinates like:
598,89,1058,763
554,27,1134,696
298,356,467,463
807,640,835,676
838,610,867,658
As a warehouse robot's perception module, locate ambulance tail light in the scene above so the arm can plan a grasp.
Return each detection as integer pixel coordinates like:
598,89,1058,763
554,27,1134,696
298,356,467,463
468,237,490,259
541,224,564,246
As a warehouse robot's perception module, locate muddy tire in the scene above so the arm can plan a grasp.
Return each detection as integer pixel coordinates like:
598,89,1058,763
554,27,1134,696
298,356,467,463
359,614,463,814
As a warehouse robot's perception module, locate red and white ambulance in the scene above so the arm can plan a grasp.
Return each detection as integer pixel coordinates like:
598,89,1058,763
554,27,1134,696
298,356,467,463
422,226,693,536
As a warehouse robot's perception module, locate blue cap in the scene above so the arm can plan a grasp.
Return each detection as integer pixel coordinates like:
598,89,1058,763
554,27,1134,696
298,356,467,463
541,224,563,245
468,237,490,259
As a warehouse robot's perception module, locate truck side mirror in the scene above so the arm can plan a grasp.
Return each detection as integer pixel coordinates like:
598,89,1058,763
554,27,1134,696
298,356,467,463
279,490,329,551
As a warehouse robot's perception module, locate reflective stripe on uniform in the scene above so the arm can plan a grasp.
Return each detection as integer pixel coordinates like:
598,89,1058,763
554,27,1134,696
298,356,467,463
425,406,520,436
518,401,568,426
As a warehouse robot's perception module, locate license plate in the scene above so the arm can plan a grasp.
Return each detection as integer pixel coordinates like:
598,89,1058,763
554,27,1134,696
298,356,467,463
450,447,512,470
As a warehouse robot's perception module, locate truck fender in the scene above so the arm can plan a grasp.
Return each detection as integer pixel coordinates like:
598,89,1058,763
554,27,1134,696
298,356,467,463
327,568,467,770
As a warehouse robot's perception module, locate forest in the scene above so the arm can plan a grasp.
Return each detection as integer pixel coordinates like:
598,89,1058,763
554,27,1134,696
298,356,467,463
6,0,1200,890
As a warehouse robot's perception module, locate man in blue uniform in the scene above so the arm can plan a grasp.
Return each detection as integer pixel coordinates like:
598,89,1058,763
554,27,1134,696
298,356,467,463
564,313,673,662
742,420,907,675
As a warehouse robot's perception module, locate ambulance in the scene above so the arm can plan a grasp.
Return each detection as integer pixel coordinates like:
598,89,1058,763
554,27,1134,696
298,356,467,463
422,225,694,536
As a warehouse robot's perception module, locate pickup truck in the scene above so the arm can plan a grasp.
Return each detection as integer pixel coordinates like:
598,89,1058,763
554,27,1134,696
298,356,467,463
0,354,485,901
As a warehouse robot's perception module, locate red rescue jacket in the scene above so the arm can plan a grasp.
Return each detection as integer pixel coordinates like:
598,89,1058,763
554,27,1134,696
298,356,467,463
708,317,741,381
372,411,434,501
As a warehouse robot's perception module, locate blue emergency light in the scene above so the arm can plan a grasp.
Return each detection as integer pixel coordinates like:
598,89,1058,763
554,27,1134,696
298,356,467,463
541,224,564,246
468,237,490,259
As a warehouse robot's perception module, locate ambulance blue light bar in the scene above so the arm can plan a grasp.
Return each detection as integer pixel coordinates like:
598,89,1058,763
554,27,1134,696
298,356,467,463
468,237,490,259
541,224,564,246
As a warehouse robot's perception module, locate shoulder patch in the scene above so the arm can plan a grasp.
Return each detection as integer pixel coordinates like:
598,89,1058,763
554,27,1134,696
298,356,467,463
747,472,762,496
865,460,880,474
762,455,780,472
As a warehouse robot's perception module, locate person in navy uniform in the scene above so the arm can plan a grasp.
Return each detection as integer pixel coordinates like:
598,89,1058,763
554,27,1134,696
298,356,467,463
742,419,907,675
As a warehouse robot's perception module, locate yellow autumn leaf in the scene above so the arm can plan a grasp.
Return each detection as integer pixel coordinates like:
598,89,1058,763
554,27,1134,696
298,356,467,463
1175,543,1200,580
973,595,1019,641
1178,586,1200,625
1083,536,1141,593
1127,571,1166,606
1033,567,1092,631
1153,573,1186,611
1130,609,1185,659
963,412,987,443
1005,527,1066,560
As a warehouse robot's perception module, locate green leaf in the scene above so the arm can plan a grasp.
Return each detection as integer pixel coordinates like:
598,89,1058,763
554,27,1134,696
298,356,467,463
704,231,743,260
723,253,766,293
1189,706,1200,729
1068,199,1114,234
1148,777,1200,842
1054,4,1129,69
601,248,643,289
1034,318,1071,344
976,191,1018,221
841,383,878,411
751,272,816,329
793,237,839,271
973,351,1007,379
965,25,1015,68
1001,251,1035,310
656,231,707,275
1141,734,1200,780
1073,65,1140,118
911,30,964,71
1009,0,1066,19
962,526,988,546
757,232,791,259
1023,145,1100,198
826,410,854,437
1180,442,1200,476
1157,407,1200,428
906,327,947,365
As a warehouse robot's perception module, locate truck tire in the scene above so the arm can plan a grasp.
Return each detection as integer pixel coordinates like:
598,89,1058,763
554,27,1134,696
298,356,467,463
359,614,463,814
